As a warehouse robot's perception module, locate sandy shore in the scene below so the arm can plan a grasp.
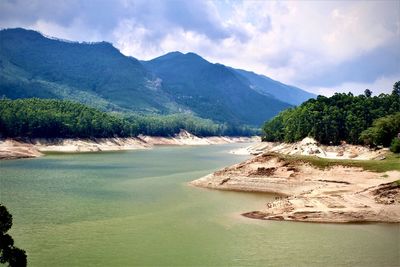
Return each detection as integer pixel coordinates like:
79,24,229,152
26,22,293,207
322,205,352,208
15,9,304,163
191,150,400,223
0,139,44,160
0,130,260,160
230,137,387,160
138,131,259,146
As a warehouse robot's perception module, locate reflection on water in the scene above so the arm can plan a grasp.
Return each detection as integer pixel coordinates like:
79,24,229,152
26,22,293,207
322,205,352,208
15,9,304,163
1,144,399,266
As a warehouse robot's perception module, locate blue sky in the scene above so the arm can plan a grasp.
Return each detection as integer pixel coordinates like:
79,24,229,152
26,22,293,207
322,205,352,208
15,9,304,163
1,0,399,96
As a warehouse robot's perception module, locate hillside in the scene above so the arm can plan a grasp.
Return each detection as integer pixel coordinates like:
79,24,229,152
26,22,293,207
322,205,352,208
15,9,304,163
0,28,179,113
143,52,291,125
231,68,315,105
0,28,312,126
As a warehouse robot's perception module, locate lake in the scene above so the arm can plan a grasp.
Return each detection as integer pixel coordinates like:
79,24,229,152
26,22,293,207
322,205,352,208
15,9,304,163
1,144,399,266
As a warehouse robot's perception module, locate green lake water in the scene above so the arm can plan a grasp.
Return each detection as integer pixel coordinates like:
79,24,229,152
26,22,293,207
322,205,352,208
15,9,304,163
0,144,399,267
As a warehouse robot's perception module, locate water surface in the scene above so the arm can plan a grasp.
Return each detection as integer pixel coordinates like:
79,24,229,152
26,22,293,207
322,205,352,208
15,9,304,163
1,144,399,266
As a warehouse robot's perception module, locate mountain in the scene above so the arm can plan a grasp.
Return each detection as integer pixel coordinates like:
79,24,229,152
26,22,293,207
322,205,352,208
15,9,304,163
0,28,178,113
231,68,315,105
142,52,291,125
0,28,312,126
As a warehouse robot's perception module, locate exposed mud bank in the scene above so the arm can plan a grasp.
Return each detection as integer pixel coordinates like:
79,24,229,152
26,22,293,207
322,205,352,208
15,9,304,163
191,152,400,223
0,130,260,160
230,137,387,160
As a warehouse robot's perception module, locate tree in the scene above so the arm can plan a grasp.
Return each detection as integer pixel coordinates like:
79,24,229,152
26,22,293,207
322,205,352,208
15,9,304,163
390,137,400,153
262,82,400,145
364,89,372,97
360,113,400,147
0,99,258,138
393,81,400,96
0,205,27,267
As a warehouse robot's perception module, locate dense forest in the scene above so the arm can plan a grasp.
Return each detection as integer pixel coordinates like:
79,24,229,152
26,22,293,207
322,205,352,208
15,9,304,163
262,82,400,147
0,98,133,138
0,98,257,138
127,114,257,137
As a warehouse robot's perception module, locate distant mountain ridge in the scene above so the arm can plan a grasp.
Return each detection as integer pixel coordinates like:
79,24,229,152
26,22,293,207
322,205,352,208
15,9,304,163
142,52,291,125
0,28,314,126
231,68,315,105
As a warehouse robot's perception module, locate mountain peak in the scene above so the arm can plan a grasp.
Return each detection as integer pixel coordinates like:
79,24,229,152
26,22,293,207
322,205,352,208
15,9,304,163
148,51,183,62
149,51,207,64
164,51,184,57
184,52,203,58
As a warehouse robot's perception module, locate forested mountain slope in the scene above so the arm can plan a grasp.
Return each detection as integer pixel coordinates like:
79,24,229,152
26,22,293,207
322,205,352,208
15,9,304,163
0,28,313,126
143,52,291,125
231,68,315,105
0,28,179,113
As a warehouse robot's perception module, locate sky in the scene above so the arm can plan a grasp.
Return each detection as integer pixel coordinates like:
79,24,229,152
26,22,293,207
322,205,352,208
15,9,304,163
0,0,399,96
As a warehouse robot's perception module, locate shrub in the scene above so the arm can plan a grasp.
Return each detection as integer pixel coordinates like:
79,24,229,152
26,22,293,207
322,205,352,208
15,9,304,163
390,137,400,153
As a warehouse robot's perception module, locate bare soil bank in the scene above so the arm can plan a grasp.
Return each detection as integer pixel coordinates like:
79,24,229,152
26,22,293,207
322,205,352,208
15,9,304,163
230,137,387,160
191,141,400,223
0,130,260,160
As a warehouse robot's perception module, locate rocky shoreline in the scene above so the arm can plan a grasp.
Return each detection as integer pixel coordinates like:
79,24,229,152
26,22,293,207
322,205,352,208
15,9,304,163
0,130,260,160
191,140,400,223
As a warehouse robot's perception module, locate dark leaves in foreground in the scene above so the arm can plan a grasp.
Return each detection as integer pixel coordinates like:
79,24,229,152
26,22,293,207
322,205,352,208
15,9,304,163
0,204,27,267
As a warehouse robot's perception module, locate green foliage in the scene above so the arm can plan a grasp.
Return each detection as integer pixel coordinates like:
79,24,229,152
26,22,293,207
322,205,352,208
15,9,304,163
0,98,259,138
390,138,400,153
360,112,400,147
0,204,27,267
127,113,259,137
0,98,137,138
262,85,400,145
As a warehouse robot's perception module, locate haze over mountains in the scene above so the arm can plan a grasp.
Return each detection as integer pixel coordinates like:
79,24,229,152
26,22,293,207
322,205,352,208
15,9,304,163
0,28,315,126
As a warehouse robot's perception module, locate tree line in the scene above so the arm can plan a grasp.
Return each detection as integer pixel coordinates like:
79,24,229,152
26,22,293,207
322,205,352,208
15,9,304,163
0,98,258,138
126,113,257,137
0,98,134,138
262,82,400,147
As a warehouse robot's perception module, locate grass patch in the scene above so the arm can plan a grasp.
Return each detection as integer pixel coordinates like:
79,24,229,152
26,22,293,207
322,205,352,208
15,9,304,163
268,152,400,173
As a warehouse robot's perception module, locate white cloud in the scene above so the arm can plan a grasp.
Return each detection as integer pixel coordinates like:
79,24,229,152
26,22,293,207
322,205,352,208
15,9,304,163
196,1,399,89
113,19,158,59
